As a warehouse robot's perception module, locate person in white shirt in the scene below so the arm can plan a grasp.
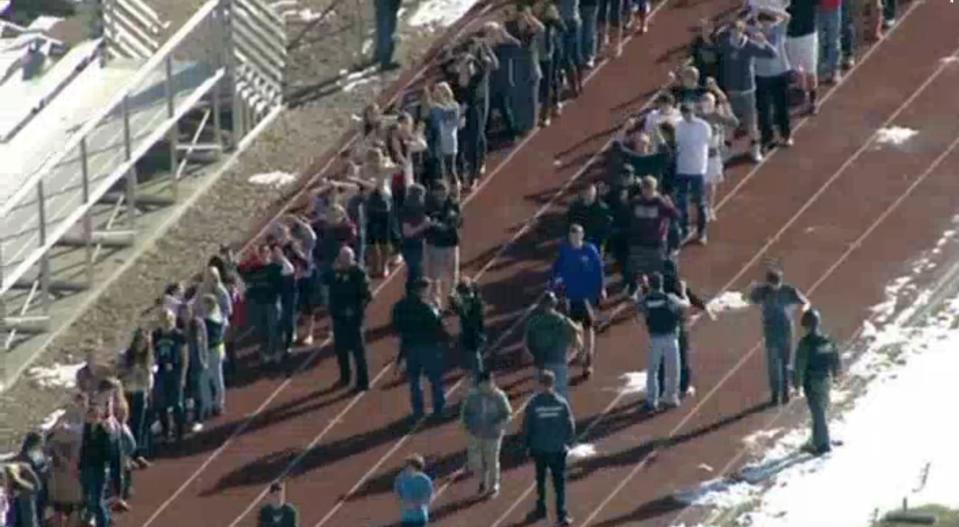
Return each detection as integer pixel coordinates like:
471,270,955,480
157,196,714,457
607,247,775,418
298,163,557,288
643,93,682,150
673,103,713,245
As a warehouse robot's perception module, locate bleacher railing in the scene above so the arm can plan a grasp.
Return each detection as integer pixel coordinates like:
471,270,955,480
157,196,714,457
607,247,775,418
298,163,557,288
102,0,170,60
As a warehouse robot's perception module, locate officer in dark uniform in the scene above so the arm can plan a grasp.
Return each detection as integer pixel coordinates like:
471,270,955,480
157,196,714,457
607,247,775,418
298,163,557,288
793,308,841,456
322,246,372,392
393,277,451,420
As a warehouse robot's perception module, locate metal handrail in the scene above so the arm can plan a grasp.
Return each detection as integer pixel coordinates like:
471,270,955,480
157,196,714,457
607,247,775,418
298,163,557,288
0,0,219,221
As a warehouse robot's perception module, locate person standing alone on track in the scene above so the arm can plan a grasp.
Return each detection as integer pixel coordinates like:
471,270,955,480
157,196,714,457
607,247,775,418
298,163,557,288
258,482,299,527
323,246,373,392
460,370,513,498
748,268,811,406
394,454,435,527
524,292,582,400
393,277,451,420
636,271,690,411
551,223,605,379
793,308,841,456
523,370,575,526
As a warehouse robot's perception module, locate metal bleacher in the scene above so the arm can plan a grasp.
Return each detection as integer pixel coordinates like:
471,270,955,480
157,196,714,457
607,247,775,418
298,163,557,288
0,0,287,358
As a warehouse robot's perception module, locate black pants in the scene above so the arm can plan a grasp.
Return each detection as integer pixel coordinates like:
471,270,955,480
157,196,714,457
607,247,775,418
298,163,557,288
883,0,896,21
462,103,487,184
755,73,792,147
533,450,568,517
333,319,370,389
488,91,517,139
658,326,692,397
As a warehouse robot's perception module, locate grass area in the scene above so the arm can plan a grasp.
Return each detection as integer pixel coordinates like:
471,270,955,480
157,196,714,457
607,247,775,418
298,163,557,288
877,505,959,526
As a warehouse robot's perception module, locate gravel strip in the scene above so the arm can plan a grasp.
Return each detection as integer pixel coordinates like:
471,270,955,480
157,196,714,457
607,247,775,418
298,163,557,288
0,0,487,452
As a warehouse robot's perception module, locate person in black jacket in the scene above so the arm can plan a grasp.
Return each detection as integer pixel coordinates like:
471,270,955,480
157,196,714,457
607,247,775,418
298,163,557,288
323,246,372,392
79,406,116,527
566,184,612,253
449,277,487,379
656,260,715,399
393,277,451,420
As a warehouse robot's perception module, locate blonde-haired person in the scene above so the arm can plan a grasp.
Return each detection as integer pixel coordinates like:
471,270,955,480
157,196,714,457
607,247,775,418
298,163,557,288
424,81,464,188
200,293,228,416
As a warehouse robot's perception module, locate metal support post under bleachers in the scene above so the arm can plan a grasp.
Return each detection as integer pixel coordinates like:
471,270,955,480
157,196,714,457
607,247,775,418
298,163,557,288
122,95,137,228
80,138,95,288
165,55,180,201
222,0,244,144
36,182,51,316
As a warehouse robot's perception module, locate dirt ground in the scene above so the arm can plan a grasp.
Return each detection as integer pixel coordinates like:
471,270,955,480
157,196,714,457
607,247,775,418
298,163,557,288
0,0,472,452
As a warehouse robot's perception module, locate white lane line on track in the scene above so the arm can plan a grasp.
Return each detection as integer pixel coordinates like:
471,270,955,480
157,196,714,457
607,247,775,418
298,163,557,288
578,35,959,527
494,5,948,526
139,6,500,526
582,123,959,527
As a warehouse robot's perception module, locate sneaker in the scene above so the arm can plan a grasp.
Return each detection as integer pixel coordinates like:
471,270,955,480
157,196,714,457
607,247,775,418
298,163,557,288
301,334,314,346
842,57,855,70
750,144,764,163
782,137,794,147
882,18,895,29
489,485,500,498
559,515,574,526
829,72,842,84
191,422,204,433
685,385,697,397
585,57,596,68
694,233,707,246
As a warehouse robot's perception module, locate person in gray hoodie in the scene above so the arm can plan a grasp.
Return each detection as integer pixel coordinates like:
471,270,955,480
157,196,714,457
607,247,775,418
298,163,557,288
523,370,575,526
460,371,513,498
706,17,777,162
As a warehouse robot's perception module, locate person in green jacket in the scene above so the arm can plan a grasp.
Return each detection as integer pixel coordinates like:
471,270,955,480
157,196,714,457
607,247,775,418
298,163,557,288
258,481,299,527
793,308,841,456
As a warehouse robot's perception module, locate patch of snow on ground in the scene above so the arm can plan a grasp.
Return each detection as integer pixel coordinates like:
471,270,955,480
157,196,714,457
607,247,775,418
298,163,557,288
341,67,378,92
676,293,959,525
707,291,751,313
675,224,959,526
409,0,477,28
27,362,83,390
609,371,647,395
568,443,598,460
875,126,918,146
248,171,297,187
0,452,14,462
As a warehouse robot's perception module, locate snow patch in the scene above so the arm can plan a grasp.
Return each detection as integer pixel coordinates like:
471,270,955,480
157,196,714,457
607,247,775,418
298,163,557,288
875,126,918,146
27,362,83,390
673,221,959,526
409,0,477,28
609,371,647,395
567,443,599,460
248,171,297,187
707,291,751,313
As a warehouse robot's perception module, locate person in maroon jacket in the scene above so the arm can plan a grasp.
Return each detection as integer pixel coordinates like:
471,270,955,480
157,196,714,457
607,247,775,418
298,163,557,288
623,176,679,294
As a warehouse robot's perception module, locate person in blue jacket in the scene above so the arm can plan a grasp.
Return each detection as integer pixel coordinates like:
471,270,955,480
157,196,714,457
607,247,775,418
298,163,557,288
550,223,605,379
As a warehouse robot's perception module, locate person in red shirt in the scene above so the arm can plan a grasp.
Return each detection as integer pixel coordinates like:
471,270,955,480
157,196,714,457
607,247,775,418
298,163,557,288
624,176,679,294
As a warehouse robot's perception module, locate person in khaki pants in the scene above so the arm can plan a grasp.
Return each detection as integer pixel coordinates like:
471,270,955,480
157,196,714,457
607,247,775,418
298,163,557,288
460,371,513,498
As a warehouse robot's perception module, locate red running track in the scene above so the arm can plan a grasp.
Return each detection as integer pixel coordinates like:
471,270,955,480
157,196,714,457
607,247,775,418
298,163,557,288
116,0,959,525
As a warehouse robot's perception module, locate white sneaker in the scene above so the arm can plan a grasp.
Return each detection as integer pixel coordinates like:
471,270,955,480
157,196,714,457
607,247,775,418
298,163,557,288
191,423,204,433
750,144,764,163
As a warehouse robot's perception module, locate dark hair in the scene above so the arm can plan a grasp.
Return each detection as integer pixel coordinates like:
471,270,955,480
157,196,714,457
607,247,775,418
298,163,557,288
477,370,493,383
655,93,675,106
20,432,43,454
766,269,783,285
406,454,426,471
269,482,284,494
539,369,556,387
647,272,664,290
410,277,431,292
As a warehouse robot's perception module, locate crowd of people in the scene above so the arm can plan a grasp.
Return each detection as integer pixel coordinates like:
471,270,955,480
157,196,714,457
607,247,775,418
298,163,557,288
0,0,889,525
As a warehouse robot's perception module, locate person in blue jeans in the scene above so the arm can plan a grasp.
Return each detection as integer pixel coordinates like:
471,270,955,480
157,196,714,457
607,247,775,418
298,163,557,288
557,0,584,96
79,406,116,527
393,277,450,420
374,0,402,71
816,0,843,83
579,0,600,67
394,454,434,526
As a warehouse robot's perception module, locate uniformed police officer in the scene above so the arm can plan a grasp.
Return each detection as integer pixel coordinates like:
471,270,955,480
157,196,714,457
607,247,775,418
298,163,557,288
635,272,690,410
793,308,841,456
323,246,372,392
